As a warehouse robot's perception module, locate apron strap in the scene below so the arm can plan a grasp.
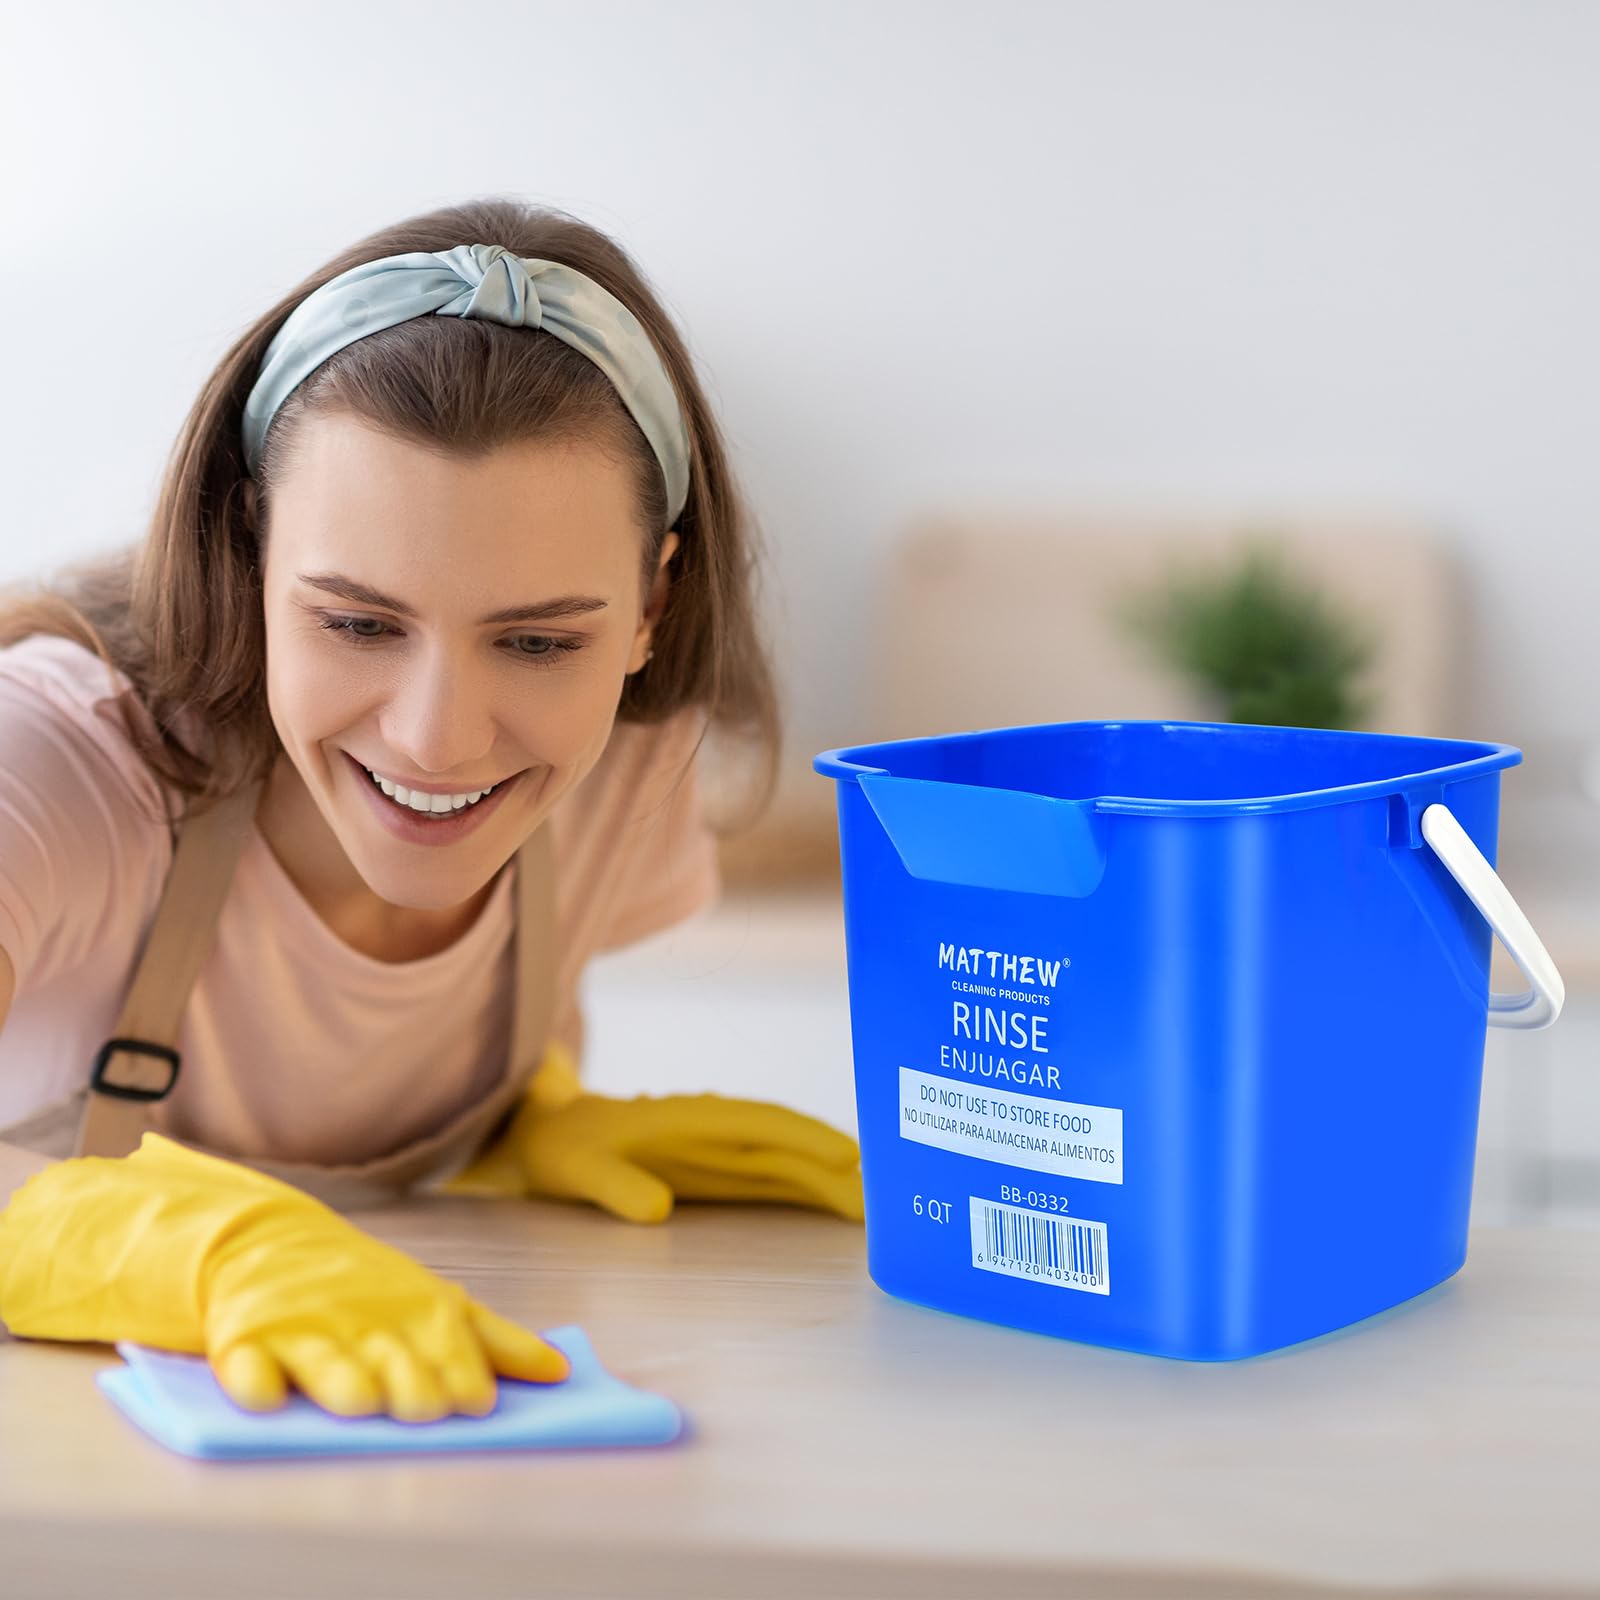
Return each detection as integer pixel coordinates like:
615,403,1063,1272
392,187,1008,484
508,796,558,1081
74,779,262,1160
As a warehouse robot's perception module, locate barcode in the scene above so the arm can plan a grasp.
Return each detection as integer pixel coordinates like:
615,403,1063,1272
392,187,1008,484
969,1198,1109,1295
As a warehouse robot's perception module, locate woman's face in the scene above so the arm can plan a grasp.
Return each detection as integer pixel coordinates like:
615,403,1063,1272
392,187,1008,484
257,411,676,914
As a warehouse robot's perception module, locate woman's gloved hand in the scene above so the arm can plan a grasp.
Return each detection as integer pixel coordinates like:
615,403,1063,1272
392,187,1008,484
0,1132,569,1419
440,1041,865,1225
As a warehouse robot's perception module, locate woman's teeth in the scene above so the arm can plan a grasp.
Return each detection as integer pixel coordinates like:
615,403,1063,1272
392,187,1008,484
363,763,502,817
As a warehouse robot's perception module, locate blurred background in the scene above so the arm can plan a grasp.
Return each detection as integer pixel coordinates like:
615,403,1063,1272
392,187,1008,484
4,0,1595,1227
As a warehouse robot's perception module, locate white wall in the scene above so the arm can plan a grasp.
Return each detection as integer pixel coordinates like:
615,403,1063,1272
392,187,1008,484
4,0,1595,767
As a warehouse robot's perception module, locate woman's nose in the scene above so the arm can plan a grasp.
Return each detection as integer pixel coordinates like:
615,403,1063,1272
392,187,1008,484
378,648,499,774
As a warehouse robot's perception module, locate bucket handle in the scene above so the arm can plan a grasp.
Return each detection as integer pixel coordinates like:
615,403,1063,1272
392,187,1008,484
1419,803,1564,1029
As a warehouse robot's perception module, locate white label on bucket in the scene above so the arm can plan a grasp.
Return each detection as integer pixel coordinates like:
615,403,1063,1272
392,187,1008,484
899,1067,1123,1184
970,1197,1110,1295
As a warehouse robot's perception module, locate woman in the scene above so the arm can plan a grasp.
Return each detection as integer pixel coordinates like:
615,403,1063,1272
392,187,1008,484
0,196,862,1422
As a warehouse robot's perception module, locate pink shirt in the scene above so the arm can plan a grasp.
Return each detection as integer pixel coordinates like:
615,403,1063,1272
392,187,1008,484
0,633,721,1164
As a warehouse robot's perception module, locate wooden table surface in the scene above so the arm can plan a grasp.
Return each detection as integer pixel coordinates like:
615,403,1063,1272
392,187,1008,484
3,1200,1598,1599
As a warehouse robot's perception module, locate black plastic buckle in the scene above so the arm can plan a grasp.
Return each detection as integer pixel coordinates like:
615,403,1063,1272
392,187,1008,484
89,1036,181,1102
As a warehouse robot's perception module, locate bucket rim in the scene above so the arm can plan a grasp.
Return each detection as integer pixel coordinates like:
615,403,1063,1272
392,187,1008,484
811,718,1521,818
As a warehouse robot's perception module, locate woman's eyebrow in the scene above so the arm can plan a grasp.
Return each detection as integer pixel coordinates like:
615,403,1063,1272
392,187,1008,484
296,571,610,624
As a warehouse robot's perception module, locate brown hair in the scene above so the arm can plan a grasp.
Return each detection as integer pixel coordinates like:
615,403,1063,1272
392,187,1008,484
0,196,780,835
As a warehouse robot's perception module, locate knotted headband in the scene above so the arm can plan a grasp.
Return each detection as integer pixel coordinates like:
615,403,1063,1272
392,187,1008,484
240,242,691,526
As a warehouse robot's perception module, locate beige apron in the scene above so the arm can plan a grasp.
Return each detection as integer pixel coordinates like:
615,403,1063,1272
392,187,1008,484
0,775,557,1211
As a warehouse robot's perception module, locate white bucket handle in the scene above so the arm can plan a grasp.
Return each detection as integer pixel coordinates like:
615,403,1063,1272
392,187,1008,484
1419,803,1564,1030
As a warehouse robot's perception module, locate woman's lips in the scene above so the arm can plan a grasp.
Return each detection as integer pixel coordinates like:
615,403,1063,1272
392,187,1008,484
344,750,525,846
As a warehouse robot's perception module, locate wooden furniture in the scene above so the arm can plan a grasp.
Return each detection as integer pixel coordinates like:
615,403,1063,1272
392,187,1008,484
3,1198,1598,1597
870,513,1463,741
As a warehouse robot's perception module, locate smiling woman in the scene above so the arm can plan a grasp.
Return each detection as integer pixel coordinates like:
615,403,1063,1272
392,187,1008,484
0,196,861,1419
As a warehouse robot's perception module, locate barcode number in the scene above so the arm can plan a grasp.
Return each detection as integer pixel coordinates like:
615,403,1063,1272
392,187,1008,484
969,1197,1109,1295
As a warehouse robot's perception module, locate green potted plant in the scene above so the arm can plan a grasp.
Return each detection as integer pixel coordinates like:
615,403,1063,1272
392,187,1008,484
1116,535,1380,729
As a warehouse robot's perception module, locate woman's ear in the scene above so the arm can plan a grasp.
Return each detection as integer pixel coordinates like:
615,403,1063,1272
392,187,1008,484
627,531,679,673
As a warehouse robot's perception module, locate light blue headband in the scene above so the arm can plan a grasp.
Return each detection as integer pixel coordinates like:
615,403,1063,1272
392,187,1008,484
240,242,691,526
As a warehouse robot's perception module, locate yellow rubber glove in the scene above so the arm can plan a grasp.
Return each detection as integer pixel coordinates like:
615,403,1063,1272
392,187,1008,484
441,1040,865,1225
0,1131,569,1419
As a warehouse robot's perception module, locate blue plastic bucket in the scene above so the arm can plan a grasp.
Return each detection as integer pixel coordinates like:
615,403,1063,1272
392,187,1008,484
813,720,1564,1360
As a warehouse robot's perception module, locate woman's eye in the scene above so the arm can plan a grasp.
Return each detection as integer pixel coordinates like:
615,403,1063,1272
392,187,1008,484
318,615,391,642
315,614,585,664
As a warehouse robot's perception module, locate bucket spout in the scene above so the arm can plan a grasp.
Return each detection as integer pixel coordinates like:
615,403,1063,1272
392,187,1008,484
857,773,1108,898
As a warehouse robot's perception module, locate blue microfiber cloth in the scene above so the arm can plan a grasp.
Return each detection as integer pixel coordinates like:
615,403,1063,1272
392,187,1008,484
96,1325,685,1461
